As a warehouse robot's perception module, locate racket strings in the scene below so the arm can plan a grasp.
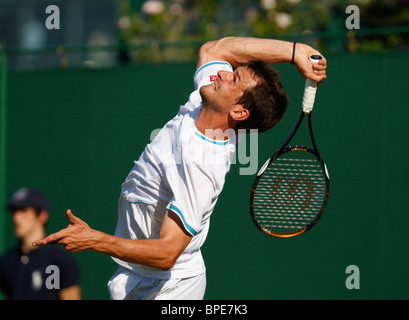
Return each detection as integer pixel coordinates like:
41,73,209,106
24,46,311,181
253,149,327,236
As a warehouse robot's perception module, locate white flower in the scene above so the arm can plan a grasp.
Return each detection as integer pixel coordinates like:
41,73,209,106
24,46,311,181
141,0,165,15
261,0,276,11
275,12,292,29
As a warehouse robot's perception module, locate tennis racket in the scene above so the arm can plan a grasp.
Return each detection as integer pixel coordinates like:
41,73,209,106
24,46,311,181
250,54,330,238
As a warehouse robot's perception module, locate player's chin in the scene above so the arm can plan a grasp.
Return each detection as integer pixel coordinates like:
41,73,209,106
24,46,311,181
199,84,214,101
199,84,208,96
203,83,214,92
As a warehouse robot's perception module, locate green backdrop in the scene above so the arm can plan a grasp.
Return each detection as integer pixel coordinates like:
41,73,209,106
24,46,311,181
2,51,408,299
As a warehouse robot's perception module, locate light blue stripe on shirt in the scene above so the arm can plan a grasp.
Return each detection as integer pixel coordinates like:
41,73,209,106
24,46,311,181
129,201,152,205
169,204,197,236
194,131,229,146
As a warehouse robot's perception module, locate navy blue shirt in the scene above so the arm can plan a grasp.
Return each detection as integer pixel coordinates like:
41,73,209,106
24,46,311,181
0,245,80,300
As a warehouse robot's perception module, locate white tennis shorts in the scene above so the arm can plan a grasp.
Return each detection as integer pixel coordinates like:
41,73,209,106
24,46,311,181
107,266,206,300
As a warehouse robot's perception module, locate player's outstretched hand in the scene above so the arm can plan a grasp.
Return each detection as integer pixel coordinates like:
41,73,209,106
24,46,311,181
32,209,97,253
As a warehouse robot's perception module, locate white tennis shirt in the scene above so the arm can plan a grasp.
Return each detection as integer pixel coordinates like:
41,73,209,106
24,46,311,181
112,61,237,279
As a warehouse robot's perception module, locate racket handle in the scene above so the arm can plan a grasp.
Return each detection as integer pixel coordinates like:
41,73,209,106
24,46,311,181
302,54,323,114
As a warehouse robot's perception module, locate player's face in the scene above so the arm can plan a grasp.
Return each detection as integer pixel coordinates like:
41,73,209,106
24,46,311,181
200,66,259,112
13,207,43,239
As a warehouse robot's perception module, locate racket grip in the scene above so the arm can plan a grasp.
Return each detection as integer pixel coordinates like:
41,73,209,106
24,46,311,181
302,55,322,114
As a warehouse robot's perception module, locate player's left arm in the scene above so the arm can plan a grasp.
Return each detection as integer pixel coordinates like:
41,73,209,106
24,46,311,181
197,37,327,83
32,209,192,271
59,285,81,300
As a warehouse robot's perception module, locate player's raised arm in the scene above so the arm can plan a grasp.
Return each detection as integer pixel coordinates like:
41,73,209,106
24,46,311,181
197,37,327,83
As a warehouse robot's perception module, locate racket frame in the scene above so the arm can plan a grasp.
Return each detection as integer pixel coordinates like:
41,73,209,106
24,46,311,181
249,110,330,238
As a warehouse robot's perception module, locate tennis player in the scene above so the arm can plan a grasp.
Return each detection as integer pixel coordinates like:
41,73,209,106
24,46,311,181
33,37,327,300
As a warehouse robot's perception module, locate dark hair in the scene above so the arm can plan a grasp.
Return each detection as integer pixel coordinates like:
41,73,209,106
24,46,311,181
11,206,42,216
236,60,289,133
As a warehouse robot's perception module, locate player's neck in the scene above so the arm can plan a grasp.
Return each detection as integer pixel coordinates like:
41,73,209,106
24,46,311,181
195,108,235,140
20,228,46,254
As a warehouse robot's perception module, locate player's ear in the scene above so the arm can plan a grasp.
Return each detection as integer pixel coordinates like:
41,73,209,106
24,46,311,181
38,210,49,225
229,106,250,122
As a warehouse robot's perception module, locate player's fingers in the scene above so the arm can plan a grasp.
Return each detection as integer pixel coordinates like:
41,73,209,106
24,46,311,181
66,209,91,229
312,63,326,72
308,73,326,83
313,61,327,78
319,56,327,65
66,209,81,225
314,69,326,76
32,239,45,247
32,229,67,247
65,244,79,253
